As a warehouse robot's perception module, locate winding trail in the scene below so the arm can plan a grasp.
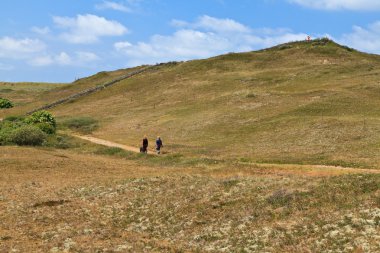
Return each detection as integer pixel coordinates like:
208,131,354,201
70,134,380,175
72,134,158,155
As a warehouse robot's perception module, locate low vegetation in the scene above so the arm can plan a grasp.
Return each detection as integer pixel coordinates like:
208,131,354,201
0,145,379,252
9,125,46,146
0,110,56,146
25,110,57,134
0,98,13,109
0,39,373,167
61,116,98,134
1,40,380,252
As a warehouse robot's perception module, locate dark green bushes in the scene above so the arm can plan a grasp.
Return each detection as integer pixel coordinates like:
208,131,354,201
25,110,56,131
0,110,56,146
0,98,13,109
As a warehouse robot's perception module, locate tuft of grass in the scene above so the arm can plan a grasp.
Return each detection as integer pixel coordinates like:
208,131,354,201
267,189,295,208
44,134,75,149
3,115,25,122
61,117,99,134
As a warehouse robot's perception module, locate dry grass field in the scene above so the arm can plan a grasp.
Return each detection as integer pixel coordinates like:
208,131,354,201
1,39,380,252
1,146,380,252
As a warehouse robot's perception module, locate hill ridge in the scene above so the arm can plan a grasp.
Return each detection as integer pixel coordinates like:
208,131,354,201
26,65,154,115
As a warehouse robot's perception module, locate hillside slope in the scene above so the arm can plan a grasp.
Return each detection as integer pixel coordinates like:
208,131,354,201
2,39,380,167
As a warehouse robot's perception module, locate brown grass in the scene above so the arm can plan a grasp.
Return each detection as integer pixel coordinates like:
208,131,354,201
1,146,380,252
1,41,380,252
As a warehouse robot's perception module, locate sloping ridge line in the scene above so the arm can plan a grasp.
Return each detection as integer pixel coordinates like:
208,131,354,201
26,66,153,115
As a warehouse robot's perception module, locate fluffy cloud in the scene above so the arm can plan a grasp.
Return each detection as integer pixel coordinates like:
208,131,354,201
172,15,251,33
95,1,131,12
339,21,380,52
289,0,380,10
0,37,45,59
115,16,307,66
53,14,128,44
29,55,54,66
29,51,99,67
31,26,50,35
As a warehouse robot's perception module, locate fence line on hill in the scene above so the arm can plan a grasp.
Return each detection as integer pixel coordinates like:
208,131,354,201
26,66,155,115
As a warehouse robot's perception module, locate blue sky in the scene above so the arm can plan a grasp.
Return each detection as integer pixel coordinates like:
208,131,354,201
1,0,380,82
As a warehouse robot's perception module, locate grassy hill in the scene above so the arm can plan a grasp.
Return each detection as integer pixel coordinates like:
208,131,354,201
2,39,380,252
2,39,380,167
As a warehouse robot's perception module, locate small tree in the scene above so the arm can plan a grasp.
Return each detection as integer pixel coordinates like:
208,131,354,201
0,98,13,109
25,110,56,126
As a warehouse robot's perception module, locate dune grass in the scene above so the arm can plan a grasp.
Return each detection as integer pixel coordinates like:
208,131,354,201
2,40,380,168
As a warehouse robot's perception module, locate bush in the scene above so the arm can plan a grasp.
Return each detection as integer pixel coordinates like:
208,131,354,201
9,125,46,146
0,98,13,109
35,122,56,134
62,117,98,134
0,126,14,145
25,110,56,132
312,37,332,46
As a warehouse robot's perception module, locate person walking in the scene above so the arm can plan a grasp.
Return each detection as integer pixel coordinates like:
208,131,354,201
141,135,148,153
156,136,163,154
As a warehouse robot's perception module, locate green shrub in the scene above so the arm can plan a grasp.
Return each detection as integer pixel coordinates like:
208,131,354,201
311,38,332,47
9,125,46,146
62,117,98,134
35,122,56,134
25,110,56,133
0,119,24,145
0,98,13,109
0,126,14,145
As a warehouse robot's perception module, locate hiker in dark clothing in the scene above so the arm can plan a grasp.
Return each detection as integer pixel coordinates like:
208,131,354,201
141,136,148,153
156,136,163,154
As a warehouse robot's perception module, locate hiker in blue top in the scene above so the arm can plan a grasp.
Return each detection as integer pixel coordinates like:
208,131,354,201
156,136,163,154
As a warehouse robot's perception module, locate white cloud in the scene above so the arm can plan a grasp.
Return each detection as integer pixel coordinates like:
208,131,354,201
31,26,50,35
29,51,99,67
173,15,251,33
56,52,72,65
76,51,100,62
115,16,307,66
114,41,133,51
289,0,380,10
170,19,189,28
95,1,132,12
195,15,251,33
339,21,380,52
29,55,54,66
115,29,231,61
53,14,128,44
0,37,45,59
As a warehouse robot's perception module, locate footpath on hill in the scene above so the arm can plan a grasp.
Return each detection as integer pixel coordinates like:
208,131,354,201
70,134,380,175
72,134,158,155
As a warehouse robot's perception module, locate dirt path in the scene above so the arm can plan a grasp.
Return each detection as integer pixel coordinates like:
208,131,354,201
71,134,380,174
72,134,158,155
251,162,380,176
